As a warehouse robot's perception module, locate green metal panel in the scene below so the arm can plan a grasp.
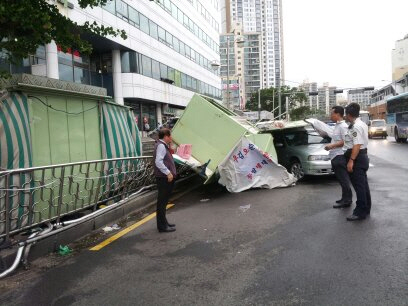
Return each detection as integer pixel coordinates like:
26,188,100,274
83,101,102,161
48,96,71,164
67,99,87,162
28,95,102,220
29,95,52,167
29,95,102,166
172,95,252,173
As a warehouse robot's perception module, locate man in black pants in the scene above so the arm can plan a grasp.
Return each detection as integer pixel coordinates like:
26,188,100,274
324,106,353,208
344,103,371,221
153,128,177,232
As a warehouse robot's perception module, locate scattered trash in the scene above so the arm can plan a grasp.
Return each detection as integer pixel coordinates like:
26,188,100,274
204,229,207,231
200,199,210,202
237,251,241,254
239,204,251,213
103,226,113,232
103,224,121,232
58,245,72,256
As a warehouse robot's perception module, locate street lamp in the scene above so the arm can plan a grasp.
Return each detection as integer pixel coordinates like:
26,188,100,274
211,61,220,70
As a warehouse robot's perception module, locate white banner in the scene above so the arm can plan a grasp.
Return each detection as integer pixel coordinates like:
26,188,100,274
218,137,296,193
305,118,334,138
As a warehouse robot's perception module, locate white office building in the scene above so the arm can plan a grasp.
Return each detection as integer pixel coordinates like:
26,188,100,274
348,89,374,110
222,0,284,89
0,0,222,130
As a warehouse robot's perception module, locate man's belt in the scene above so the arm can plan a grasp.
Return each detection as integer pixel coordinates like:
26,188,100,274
345,148,367,154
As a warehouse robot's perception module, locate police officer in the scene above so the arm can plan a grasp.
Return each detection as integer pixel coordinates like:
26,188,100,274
324,106,353,208
344,103,371,221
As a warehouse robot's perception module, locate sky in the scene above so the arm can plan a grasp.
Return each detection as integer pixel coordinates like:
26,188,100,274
282,0,408,90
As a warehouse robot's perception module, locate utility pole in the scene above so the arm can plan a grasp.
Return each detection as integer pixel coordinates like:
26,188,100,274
226,36,230,110
286,96,290,121
258,88,261,120
278,82,281,119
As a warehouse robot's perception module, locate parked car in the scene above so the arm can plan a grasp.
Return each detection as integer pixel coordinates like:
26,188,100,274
368,119,387,139
269,124,333,180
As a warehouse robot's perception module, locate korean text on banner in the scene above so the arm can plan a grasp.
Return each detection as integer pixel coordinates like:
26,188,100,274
218,137,296,193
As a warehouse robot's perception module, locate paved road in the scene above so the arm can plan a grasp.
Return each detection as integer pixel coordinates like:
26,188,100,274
1,138,408,305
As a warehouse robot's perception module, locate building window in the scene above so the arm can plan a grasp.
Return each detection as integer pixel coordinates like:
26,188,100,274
128,7,139,27
59,63,73,82
141,55,152,77
160,63,168,79
152,59,160,80
149,20,158,40
139,14,149,34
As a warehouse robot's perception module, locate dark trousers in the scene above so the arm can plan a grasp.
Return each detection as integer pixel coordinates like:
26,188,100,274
331,155,353,203
156,177,175,230
345,151,372,217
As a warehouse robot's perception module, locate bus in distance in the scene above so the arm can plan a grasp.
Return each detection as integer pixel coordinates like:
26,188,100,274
386,93,408,143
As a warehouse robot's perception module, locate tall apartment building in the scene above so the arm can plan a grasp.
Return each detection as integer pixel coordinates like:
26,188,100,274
392,34,408,81
300,80,318,109
348,89,374,110
222,0,284,89
0,0,221,130
220,23,262,109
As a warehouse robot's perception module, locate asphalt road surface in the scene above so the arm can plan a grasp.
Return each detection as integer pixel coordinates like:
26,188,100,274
1,137,408,305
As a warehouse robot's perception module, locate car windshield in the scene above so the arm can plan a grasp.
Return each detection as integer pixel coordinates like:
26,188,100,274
371,120,385,127
284,128,330,146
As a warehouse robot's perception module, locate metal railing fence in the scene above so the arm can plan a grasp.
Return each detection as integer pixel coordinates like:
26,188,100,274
0,157,155,242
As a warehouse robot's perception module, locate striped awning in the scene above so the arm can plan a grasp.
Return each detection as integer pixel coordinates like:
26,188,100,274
0,92,33,234
100,102,142,159
0,92,32,170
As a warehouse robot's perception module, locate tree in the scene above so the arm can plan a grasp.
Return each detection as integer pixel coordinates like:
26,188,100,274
289,106,312,121
0,0,128,76
289,106,328,121
246,86,308,119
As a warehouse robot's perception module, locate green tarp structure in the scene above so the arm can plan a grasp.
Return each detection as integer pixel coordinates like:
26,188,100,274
0,91,143,237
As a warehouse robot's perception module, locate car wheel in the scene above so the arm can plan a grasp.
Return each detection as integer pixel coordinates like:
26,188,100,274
395,128,401,143
290,160,305,180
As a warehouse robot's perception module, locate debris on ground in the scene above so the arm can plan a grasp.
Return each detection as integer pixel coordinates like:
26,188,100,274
239,204,251,213
102,224,121,233
58,245,72,256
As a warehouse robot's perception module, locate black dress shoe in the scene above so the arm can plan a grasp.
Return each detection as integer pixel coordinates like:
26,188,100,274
336,199,343,204
333,202,352,208
346,214,365,221
167,223,176,227
158,227,176,233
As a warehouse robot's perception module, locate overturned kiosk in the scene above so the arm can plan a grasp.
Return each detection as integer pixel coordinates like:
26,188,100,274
170,94,296,193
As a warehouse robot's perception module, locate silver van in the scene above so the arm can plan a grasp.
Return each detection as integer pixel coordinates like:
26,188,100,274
269,123,334,180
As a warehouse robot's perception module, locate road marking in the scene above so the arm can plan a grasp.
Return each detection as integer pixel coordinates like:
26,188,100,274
89,204,175,251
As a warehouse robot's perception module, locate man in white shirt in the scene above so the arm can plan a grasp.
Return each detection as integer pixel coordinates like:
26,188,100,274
343,103,371,221
324,106,353,208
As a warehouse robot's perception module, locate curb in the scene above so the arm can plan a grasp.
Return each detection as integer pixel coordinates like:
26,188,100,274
1,175,203,269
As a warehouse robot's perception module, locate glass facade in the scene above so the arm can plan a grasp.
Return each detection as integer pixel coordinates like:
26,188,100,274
0,46,46,75
102,0,218,74
126,101,158,132
120,50,221,100
154,0,219,51
57,47,114,96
